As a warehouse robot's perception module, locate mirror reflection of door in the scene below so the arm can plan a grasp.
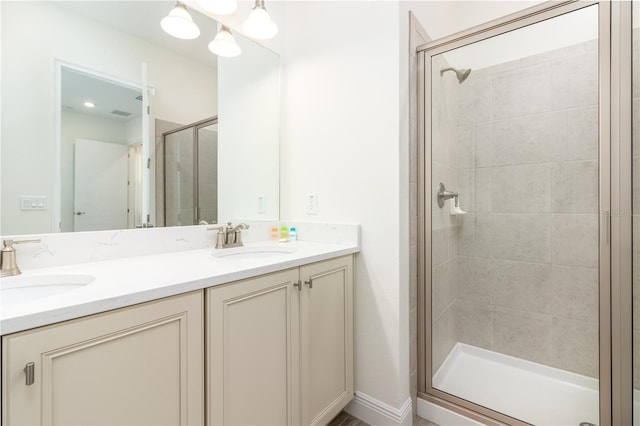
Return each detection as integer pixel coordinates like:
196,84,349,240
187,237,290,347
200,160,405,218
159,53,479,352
163,118,218,227
60,66,144,232
73,139,128,231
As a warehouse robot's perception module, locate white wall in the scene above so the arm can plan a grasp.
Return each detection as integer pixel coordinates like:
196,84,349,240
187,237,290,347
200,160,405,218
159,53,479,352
125,116,142,146
1,1,216,234
278,1,555,423
279,1,409,419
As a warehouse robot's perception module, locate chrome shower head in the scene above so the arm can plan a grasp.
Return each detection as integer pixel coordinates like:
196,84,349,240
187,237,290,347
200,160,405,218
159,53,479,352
440,67,472,83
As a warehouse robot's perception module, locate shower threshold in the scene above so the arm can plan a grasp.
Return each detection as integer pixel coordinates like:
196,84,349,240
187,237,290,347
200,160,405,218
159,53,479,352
432,343,600,426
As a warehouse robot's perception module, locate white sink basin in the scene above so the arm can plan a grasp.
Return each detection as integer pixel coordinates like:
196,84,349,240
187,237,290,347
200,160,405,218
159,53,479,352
212,245,297,260
1,274,95,305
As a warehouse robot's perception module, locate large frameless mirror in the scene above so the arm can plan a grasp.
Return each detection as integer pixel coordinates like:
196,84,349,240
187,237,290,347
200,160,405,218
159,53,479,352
1,0,280,235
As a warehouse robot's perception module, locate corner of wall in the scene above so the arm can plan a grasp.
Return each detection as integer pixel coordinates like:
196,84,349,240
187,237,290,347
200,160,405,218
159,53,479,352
345,392,413,426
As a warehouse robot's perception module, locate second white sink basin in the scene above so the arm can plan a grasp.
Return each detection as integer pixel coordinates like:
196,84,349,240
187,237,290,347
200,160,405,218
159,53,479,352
212,245,297,260
1,274,96,306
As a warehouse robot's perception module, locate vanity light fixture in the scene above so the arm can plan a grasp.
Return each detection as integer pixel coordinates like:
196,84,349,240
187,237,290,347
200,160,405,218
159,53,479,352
196,0,237,16
161,2,201,40
83,101,95,108
242,0,278,40
208,26,241,57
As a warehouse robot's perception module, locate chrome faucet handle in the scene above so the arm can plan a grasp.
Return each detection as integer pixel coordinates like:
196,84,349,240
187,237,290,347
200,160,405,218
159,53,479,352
232,223,250,246
4,238,42,246
207,226,225,249
1,238,42,277
437,183,459,208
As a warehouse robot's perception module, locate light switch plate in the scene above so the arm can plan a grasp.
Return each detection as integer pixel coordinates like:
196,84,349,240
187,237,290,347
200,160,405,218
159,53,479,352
306,193,318,215
20,196,47,211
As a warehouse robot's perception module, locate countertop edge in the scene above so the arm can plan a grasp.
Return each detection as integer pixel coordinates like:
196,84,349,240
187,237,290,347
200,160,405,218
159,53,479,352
1,245,359,336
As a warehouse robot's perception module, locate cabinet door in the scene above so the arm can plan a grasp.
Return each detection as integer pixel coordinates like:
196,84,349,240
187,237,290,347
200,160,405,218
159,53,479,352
1,291,204,426
207,268,300,426
300,255,354,426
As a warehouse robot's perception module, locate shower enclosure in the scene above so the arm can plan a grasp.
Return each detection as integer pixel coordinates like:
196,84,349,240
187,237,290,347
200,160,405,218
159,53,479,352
163,117,218,226
417,1,637,424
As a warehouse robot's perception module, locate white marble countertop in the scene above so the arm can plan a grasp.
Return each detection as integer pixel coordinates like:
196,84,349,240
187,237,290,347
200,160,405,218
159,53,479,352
0,240,359,336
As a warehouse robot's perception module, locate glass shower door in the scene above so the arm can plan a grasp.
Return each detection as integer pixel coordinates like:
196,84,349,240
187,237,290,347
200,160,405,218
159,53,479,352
196,122,218,225
427,4,602,424
164,127,195,227
163,118,219,226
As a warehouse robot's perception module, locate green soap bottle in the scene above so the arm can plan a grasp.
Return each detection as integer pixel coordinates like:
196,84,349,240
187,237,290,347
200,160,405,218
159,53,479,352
280,226,289,239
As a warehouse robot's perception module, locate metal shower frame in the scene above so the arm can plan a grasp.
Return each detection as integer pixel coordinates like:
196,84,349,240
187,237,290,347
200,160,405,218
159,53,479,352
162,116,218,226
416,1,633,424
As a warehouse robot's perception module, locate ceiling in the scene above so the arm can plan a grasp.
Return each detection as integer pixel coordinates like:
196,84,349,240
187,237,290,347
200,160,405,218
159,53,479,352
56,1,220,69
55,1,223,122
61,67,143,122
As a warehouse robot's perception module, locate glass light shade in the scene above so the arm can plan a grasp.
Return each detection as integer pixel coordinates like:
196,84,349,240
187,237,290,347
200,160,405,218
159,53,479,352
161,4,200,40
242,6,278,40
196,0,237,15
208,27,241,57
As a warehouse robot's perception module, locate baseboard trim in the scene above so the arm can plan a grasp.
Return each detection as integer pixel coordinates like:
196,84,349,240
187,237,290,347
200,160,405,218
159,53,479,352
345,392,412,425
417,397,485,426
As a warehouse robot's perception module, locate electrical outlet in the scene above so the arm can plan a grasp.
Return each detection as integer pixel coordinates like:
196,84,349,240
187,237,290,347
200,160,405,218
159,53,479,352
306,193,318,215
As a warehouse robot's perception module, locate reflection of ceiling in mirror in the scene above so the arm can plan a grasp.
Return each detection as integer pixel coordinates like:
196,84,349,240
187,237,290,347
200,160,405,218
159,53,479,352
440,5,599,72
62,68,143,121
56,1,219,69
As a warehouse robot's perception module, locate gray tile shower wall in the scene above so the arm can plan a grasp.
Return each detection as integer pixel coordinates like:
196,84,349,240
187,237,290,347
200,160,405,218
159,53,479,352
431,54,460,372
435,39,601,378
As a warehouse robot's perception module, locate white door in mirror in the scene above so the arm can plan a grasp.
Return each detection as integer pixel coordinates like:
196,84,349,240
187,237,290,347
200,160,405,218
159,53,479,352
74,139,128,232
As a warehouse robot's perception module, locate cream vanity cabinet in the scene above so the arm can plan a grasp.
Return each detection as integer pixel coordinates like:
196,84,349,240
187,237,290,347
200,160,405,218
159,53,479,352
207,255,354,426
1,291,204,426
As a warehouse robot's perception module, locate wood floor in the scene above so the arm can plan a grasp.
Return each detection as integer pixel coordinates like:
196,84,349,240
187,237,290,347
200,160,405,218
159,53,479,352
327,411,369,426
415,416,440,426
327,411,439,426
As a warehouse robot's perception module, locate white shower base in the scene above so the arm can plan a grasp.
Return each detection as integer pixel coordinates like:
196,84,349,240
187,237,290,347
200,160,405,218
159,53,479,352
433,343,602,425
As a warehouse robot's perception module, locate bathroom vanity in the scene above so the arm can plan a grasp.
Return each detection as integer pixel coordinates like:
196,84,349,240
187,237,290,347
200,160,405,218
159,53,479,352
0,231,358,426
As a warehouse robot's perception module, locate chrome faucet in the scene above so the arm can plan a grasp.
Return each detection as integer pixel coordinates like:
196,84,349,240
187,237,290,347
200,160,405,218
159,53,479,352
207,222,250,249
0,238,41,277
